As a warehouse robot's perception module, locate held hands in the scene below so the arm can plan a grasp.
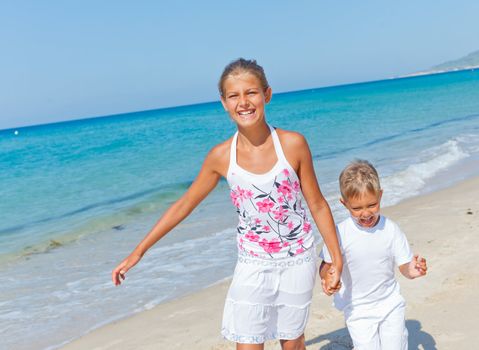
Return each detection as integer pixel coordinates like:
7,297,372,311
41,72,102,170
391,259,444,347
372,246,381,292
408,254,428,279
112,252,142,286
321,265,342,296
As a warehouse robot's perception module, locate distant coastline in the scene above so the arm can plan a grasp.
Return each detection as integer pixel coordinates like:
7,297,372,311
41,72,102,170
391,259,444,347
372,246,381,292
399,49,479,78
398,65,479,79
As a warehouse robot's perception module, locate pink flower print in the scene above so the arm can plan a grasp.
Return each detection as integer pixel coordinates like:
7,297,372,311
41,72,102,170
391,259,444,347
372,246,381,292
282,168,290,176
254,218,262,225
272,207,288,221
303,221,312,233
297,238,304,245
236,186,246,199
230,191,240,208
256,198,275,213
259,238,282,254
287,221,294,230
287,194,294,201
245,231,260,242
283,241,290,247
262,225,271,232
249,250,259,257
277,196,284,204
295,247,305,255
292,181,300,192
244,189,254,199
277,181,292,196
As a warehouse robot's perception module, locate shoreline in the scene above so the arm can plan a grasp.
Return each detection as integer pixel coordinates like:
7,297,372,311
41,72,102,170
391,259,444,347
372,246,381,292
60,176,479,350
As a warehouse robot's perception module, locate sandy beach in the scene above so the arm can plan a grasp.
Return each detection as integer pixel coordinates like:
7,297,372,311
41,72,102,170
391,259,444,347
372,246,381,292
61,177,479,350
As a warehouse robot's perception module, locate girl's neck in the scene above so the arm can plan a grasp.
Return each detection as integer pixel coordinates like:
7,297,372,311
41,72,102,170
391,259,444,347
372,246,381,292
237,122,271,149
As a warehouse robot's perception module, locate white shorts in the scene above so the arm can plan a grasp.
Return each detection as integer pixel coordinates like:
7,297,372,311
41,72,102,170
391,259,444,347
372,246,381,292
345,301,408,350
221,247,317,344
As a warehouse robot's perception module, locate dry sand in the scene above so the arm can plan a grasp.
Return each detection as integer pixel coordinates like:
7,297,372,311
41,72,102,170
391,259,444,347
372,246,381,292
61,177,479,350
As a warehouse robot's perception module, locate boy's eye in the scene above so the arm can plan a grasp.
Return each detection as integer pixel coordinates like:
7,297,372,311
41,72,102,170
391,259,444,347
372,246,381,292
227,94,238,99
247,91,257,95
368,203,377,208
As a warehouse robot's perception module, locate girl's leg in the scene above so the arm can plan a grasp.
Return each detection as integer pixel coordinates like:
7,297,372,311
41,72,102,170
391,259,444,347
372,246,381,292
237,343,264,350
280,334,306,350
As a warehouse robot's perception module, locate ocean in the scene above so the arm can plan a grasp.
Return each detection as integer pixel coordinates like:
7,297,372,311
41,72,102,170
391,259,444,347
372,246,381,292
1,69,478,350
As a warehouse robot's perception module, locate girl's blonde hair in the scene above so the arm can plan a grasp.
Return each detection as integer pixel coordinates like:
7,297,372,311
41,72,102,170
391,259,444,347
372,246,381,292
218,58,269,97
339,160,381,200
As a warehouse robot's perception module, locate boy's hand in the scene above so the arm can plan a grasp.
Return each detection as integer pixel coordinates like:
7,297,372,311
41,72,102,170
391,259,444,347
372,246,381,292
321,266,342,296
400,254,427,279
409,254,427,278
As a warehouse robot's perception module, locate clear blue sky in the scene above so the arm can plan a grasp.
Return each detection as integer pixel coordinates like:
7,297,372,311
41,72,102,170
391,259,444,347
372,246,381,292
1,1,478,130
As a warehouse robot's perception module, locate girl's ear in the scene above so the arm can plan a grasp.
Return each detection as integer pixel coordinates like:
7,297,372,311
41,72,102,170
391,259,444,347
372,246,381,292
264,87,272,103
339,197,347,207
220,96,228,111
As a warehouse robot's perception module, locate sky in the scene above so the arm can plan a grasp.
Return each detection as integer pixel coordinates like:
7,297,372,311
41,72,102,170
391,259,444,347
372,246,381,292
1,1,478,130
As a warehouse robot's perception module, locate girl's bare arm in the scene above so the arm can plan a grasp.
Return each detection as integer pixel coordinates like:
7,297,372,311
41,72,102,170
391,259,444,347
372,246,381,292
112,143,228,285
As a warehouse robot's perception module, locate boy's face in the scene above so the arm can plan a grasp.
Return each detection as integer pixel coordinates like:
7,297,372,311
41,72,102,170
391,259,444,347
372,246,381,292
341,190,382,228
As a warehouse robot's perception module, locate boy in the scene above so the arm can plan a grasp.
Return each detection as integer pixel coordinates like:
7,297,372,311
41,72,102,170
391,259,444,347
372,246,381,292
320,160,427,350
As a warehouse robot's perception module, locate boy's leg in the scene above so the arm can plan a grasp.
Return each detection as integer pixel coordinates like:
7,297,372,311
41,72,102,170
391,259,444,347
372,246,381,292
378,302,408,350
346,314,381,350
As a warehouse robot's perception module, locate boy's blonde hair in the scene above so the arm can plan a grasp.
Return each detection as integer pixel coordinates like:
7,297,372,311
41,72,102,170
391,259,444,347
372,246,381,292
339,160,381,200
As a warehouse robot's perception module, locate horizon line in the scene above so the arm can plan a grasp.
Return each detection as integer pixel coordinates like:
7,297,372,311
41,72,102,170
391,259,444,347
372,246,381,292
1,67,475,132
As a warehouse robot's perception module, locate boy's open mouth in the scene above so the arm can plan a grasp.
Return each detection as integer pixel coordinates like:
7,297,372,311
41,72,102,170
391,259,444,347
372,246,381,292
359,216,376,226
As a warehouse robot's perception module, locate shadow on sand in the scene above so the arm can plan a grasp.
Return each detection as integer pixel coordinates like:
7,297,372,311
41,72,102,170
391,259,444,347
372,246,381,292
305,319,436,349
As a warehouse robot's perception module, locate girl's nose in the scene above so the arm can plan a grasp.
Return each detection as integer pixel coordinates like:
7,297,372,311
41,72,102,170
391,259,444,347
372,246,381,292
239,94,249,107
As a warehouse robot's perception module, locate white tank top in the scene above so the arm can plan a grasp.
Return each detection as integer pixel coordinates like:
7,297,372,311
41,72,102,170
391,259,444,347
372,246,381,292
227,125,315,259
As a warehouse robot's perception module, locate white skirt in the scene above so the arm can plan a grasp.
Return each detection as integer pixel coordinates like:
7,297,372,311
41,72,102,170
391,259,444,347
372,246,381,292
221,247,318,344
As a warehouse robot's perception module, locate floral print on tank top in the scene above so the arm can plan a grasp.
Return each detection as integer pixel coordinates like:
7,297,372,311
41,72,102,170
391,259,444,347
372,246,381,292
229,168,313,258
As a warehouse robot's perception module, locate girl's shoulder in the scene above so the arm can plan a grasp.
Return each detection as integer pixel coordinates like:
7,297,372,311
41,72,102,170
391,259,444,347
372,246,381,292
275,127,309,152
275,128,310,170
203,136,234,176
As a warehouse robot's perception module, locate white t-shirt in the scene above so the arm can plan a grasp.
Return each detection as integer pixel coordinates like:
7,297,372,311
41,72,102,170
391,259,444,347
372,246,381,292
321,215,413,312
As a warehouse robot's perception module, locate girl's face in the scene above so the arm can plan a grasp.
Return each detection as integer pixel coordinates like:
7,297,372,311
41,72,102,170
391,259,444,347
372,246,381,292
220,72,272,128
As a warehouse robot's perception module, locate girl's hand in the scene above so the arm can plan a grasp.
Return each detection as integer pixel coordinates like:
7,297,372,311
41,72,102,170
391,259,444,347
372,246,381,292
321,266,342,295
112,252,142,286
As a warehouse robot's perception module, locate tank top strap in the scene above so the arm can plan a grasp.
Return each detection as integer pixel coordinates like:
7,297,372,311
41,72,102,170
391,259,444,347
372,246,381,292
229,131,239,172
268,124,289,165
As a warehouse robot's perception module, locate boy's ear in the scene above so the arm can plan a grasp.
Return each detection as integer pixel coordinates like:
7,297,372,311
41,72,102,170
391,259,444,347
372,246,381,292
339,197,347,207
378,189,383,201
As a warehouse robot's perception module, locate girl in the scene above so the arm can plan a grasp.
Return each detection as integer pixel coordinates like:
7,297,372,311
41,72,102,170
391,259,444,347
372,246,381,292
112,58,342,350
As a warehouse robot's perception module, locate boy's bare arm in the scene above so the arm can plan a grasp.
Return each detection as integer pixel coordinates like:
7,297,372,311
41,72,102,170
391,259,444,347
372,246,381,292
399,254,427,279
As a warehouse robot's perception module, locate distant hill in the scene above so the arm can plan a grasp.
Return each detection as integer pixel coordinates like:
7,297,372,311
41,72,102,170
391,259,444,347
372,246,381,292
431,50,479,71
404,50,479,77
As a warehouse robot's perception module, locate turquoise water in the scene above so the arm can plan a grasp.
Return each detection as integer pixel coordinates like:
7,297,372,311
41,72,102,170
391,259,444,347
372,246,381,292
1,70,479,350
